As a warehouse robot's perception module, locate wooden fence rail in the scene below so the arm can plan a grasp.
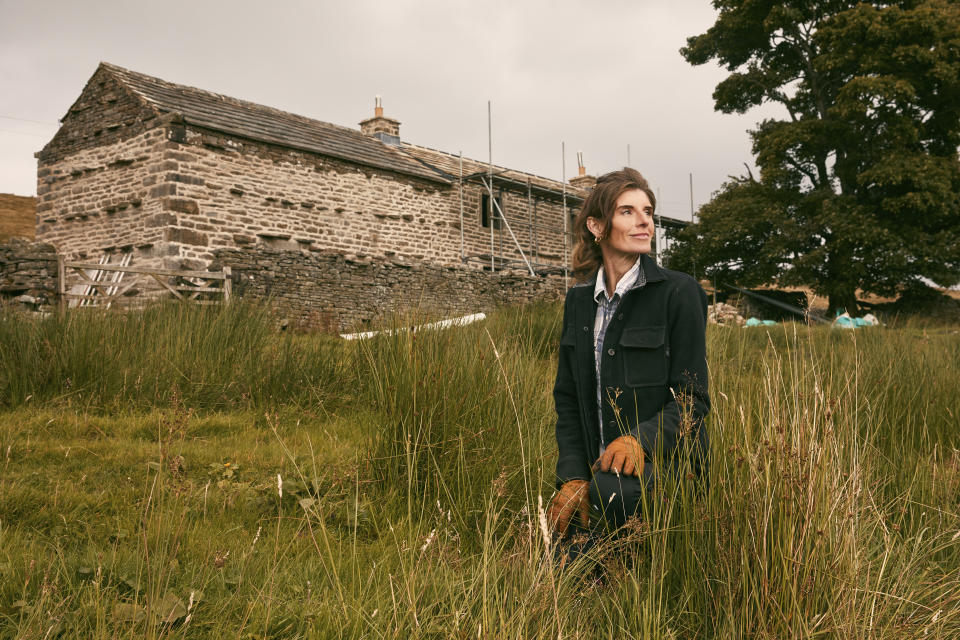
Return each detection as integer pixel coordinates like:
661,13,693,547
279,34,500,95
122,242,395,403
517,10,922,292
58,257,232,309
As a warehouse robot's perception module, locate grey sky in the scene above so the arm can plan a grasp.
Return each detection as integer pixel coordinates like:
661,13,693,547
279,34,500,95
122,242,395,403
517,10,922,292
0,0,782,220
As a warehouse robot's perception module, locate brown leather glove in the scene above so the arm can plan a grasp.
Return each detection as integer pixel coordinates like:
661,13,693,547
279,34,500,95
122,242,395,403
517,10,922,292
594,435,644,477
547,479,590,538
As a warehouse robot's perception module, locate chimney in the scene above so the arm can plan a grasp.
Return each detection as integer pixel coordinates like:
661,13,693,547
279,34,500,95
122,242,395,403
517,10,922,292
359,95,401,145
569,151,597,190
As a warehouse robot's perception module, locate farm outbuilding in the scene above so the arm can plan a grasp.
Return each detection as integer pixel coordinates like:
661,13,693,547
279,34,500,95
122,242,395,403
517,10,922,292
29,63,687,329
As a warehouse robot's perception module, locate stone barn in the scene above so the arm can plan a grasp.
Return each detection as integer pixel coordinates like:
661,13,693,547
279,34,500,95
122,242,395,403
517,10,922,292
35,63,596,329
33,63,687,329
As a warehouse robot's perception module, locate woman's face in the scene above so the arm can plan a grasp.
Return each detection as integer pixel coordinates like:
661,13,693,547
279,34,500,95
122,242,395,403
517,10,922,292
590,188,654,260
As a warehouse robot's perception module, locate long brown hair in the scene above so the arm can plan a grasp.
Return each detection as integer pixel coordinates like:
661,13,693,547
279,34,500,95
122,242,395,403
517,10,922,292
571,167,656,281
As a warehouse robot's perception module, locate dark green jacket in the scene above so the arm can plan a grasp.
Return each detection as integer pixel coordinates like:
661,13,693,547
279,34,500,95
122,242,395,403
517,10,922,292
553,254,710,487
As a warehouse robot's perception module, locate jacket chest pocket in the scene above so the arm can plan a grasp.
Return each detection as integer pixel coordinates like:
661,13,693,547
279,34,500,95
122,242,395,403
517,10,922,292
619,325,668,387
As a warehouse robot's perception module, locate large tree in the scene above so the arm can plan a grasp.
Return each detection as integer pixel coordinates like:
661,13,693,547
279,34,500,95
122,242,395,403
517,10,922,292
671,0,960,313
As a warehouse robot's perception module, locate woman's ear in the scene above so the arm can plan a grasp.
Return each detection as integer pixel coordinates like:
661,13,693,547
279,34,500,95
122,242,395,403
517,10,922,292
585,217,602,239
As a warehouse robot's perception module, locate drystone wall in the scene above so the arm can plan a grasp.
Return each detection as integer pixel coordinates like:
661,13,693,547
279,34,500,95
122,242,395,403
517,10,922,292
0,238,58,310
212,246,565,331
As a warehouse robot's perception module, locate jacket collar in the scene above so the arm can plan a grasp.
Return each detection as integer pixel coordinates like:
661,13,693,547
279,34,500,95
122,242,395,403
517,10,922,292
594,254,644,302
574,253,667,299
638,253,667,283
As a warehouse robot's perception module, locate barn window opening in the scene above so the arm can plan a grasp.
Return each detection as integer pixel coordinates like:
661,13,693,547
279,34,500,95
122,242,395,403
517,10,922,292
481,193,502,229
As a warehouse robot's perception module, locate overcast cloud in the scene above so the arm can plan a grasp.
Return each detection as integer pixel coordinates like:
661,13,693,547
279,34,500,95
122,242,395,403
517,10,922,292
0,0,784,220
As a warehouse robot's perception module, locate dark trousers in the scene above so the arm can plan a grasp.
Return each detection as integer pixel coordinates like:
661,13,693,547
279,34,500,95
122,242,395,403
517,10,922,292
589,465,655,528
558,465,655,565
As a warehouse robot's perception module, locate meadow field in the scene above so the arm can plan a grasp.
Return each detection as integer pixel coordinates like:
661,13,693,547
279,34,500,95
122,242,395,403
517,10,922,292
0,302,958,639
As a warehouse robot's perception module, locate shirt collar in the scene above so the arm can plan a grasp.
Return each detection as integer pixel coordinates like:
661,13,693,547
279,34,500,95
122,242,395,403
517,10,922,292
594,255,645,303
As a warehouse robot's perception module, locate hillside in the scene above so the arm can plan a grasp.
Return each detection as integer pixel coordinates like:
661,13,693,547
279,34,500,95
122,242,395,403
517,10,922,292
0,193,36,241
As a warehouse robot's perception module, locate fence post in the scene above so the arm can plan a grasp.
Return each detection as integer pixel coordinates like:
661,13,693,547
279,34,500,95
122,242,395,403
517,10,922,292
223,266,232,303
57,254,66,313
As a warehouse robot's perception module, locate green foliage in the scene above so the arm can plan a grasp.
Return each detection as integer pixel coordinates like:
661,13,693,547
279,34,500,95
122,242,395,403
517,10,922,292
668,178,799,285
675,0,960,312
0,305,959,637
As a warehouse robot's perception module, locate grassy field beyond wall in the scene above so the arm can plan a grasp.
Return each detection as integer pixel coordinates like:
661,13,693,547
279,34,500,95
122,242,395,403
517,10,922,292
0,302,958,638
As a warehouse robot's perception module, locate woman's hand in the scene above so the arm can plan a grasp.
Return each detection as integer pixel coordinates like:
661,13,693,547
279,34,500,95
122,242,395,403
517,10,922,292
594,435,644,477
547,479,590,538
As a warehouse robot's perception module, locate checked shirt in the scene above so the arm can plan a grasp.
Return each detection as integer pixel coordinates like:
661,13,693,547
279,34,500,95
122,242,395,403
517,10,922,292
592,256,647,453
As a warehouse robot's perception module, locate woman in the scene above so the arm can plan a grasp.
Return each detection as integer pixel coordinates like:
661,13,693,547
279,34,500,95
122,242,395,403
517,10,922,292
547,167,710,545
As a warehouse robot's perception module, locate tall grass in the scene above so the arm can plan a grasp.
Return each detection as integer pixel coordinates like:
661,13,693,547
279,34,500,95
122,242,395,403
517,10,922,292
0,301,345,410
0,301,958,638
357,303,560,525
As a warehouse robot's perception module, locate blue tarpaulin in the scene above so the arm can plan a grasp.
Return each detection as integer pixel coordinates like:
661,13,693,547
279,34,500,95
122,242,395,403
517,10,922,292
745,317,777,327
832,311,881,329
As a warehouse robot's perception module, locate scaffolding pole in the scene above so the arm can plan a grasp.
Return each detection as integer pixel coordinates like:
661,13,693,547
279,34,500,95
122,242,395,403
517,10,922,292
459,151,464,263
655,186,662,266
488,101,495,272
654,213,662,267
526,179,533,262
498,186,503,266
453,102,583,278
562,141,569,291
480,177,535,276
533,198,540,261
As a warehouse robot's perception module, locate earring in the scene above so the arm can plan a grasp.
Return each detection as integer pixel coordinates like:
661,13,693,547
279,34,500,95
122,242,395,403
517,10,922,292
593,235,602,244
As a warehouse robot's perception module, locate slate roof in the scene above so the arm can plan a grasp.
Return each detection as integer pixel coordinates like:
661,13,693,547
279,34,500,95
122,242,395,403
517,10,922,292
100,63,451,185
94,63,593,199
399,143,587,202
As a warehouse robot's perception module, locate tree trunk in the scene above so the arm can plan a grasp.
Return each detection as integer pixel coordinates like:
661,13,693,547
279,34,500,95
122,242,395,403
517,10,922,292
827,289,858,317
825,237,858,317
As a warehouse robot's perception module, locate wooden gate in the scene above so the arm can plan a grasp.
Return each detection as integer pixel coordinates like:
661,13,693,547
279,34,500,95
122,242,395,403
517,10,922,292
58,257,232,309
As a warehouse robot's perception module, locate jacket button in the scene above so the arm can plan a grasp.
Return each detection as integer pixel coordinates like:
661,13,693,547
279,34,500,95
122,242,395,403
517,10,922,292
607,348,615,356
582,326,589,332
617,313,623,320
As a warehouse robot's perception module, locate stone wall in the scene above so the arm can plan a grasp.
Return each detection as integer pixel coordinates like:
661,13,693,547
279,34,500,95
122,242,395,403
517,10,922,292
38,66,160,165
152,123,575,271
37,117,576,277
152,124,457,269
35,127,171,265
0,238,58,310
213,246,565,331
